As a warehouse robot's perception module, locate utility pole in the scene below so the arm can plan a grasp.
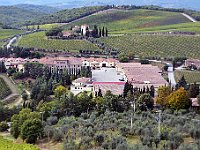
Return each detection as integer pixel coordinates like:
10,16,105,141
130,101,136,129
157,110,161,139
40,111,44,125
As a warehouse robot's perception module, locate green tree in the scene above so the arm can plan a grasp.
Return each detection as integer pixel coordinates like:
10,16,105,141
118,53,129,62
11,109,41,139
102,26,105,37
21,118,43,143
123,81,133,97
167,87,190,110
188,83,199,98
137,93,154,110
176,75,187,89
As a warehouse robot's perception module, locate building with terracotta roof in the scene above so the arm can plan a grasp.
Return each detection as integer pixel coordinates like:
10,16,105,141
1,57,38,71
116,63,168,89
39,57,118,75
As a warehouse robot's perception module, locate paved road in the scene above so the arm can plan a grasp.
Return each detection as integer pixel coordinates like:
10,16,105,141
0,74,20,103
182,13,197,22
168,66,176,87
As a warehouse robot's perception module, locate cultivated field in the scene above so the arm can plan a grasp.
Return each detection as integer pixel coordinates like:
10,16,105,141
128,22,200,34
99,34,200,59
0,29,24,40
22,23,61,30
175,70,200,84
63,9,190,34
18,32,101,52
0,77,11,100
0,136,39,150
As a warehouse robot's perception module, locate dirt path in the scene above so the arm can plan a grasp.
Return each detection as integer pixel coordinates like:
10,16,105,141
181,13,197,22
0,74,20,103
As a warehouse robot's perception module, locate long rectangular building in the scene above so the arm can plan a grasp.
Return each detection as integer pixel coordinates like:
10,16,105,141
116,63,168,88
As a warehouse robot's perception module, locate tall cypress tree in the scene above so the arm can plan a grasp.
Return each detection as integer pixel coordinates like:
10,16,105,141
99,28,102,37
102,27,105,37
105,27,108,37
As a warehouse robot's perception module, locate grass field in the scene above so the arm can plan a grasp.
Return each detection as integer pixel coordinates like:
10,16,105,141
0,77,12,100
18,32,101,52
0,136,39,150
175,70,200,84
63,9,190,34
0,29,24,41
99,34,200,59
22,23,61,30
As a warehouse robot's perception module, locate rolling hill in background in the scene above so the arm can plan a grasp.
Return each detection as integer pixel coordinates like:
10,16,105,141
0,4,61,27
14,4,61,14
0,0,200,11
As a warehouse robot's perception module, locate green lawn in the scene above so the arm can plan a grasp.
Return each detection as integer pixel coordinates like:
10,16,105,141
99,34,200,59
22,24,61,30
0,29,24,40
175,70,200,84
0,136,39,150
18,32,101,52
63,9,190,34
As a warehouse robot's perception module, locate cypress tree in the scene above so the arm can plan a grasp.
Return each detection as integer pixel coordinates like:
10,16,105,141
99,28,102,37
150,85,155,97
105,27,108,37
102,27,105,37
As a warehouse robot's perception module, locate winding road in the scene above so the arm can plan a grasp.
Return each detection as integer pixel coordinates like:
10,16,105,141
182,13,197,22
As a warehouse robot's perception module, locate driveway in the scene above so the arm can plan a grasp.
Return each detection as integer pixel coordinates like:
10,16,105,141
167,67,176,87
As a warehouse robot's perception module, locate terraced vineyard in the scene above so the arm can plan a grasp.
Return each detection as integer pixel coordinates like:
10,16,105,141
99,34,200,59
0,29,24,40
0,136,39,150
18,32,101,52
63,9,190,34
0,77,11,100
175,70,200,84
113,22,200,34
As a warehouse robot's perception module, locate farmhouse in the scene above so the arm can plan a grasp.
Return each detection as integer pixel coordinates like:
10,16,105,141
0,57,38,70
71,77,93,95
185,59,200,69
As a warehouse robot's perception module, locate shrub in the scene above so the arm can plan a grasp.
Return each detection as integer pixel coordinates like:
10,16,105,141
0,121,9,132
52,128,64,142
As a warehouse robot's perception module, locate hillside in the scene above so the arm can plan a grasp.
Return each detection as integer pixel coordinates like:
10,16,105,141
0,0,200,11
0,6,46,27
18,32,101,52
0,29,24,41
14,4,61,14
62,9,190,34
31,6,111,25
99,34,200,59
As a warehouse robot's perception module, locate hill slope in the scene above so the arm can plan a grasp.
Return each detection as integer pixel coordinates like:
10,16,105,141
31,6,110,25
0,6,45,27
62,9,190,34
14,4,61,14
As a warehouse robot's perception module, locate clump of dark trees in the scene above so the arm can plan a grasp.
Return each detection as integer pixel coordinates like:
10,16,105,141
0,46,44,59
